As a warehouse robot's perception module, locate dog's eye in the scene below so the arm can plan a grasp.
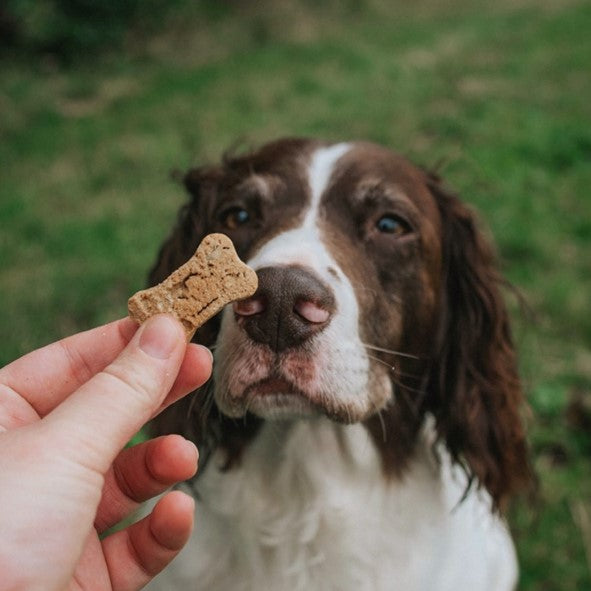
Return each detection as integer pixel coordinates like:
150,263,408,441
376,214,410,236
221,207,250,230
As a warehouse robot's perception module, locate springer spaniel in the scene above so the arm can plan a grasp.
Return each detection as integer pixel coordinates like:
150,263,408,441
146,138,531,591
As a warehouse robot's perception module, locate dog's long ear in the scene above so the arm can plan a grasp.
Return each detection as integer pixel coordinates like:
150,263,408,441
148,167,220,286
147,164,262,472
426,174,532,510
147,165,221,450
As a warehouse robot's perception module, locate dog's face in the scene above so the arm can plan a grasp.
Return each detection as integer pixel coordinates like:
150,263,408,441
208,141,442,423
149,138,531,509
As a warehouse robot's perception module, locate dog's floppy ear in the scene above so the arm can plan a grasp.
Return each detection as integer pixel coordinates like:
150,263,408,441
148,166,220,286
425,174,532,510
147,165,221,450
147,163,262,472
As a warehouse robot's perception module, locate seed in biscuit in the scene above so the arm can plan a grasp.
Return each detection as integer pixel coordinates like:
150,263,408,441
128,233,258,340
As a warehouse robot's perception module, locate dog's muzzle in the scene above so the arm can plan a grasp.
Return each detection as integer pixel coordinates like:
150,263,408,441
233,265,335,352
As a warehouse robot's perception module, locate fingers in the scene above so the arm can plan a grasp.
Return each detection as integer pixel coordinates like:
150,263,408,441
45,315,212,477
0,341,210,432
95,435,198,533
0,315,212,421
102,491,195,591
0,318,138,417
158,342,212,413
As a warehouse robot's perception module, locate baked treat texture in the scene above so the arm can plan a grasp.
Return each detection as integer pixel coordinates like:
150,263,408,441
128,233,258,340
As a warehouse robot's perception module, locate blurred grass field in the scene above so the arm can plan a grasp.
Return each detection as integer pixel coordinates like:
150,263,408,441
1,0,590,588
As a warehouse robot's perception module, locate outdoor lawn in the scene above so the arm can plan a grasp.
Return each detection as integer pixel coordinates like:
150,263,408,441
1,0,590,588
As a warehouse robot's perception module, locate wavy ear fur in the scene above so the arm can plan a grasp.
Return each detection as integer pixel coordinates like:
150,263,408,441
148,167,219,285
426,174,532,510
147,165,262,471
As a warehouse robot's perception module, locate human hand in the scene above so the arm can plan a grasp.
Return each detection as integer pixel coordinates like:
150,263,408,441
0,314,212,590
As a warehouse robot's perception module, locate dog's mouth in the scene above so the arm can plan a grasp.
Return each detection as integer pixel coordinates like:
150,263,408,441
243,375,319,419
246,376,300,397
213,310,393,424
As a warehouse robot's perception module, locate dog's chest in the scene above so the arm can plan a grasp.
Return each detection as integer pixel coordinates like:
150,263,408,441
147,420,517,591
174,420,482,591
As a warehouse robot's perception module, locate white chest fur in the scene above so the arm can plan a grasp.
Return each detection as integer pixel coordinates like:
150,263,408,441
147,420,517,591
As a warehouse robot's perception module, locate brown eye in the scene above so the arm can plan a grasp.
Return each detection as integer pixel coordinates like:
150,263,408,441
221,207,250,230
376,214,410,236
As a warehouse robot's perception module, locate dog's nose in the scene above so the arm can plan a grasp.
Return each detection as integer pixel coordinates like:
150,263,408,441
233,266,335,352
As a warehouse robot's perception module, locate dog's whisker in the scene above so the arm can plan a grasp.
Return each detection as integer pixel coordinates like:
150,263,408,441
365,354,423,383
392,368,424,380
362,343,421,360
367,354,396,373
368,398,388,443
363,353,425,417
393,379,426,397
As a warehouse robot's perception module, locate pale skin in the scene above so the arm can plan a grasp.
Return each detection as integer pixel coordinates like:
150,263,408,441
0,314,212,591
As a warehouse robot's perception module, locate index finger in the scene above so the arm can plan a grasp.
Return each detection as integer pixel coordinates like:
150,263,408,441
0,318,138,417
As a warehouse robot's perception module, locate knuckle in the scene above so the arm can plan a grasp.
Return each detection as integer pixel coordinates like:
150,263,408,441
100,362,160,408
59,339,96,387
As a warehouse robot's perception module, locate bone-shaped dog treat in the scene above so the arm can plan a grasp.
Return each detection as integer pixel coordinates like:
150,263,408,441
128,233,258,341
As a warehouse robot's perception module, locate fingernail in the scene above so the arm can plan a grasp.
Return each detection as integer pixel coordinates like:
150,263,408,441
139,315,182,359
197,344,214,364
185,439,199,468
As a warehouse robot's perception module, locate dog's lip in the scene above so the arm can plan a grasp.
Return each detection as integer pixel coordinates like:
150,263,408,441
246,376,302,397
243,375,320,418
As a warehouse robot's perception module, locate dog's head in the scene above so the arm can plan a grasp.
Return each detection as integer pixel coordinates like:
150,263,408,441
149,138,531,509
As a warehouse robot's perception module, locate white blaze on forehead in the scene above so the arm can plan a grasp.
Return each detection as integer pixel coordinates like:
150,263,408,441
304,142,351,228
247,142,351,270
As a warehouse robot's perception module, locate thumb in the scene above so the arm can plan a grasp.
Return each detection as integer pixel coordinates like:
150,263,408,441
45,314,187,476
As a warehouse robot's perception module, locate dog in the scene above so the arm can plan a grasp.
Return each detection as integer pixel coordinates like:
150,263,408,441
146,138,531,591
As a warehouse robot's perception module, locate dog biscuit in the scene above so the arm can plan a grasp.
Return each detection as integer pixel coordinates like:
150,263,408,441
128,233,258,340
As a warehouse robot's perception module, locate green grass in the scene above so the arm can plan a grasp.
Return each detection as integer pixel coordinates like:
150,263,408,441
1,0,590,588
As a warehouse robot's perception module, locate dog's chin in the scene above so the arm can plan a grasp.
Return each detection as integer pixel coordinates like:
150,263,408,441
216,377,320,421
246,393,319,420
215,377,380,424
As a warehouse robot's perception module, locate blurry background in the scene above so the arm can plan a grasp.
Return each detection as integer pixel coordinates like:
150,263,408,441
1,0,590,588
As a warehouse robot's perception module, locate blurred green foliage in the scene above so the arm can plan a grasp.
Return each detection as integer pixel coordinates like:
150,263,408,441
1,0,181,58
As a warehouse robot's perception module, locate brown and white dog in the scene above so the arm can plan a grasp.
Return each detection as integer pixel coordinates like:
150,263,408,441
146,138,531,591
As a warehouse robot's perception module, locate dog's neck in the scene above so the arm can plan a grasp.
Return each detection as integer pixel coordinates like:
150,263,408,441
188,419,461,589
162,417,517,591
199,419,386,504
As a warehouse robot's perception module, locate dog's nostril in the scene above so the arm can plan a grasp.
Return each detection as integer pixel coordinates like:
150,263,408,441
234,297,265,317
294,300,330,324
238,266,335,352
